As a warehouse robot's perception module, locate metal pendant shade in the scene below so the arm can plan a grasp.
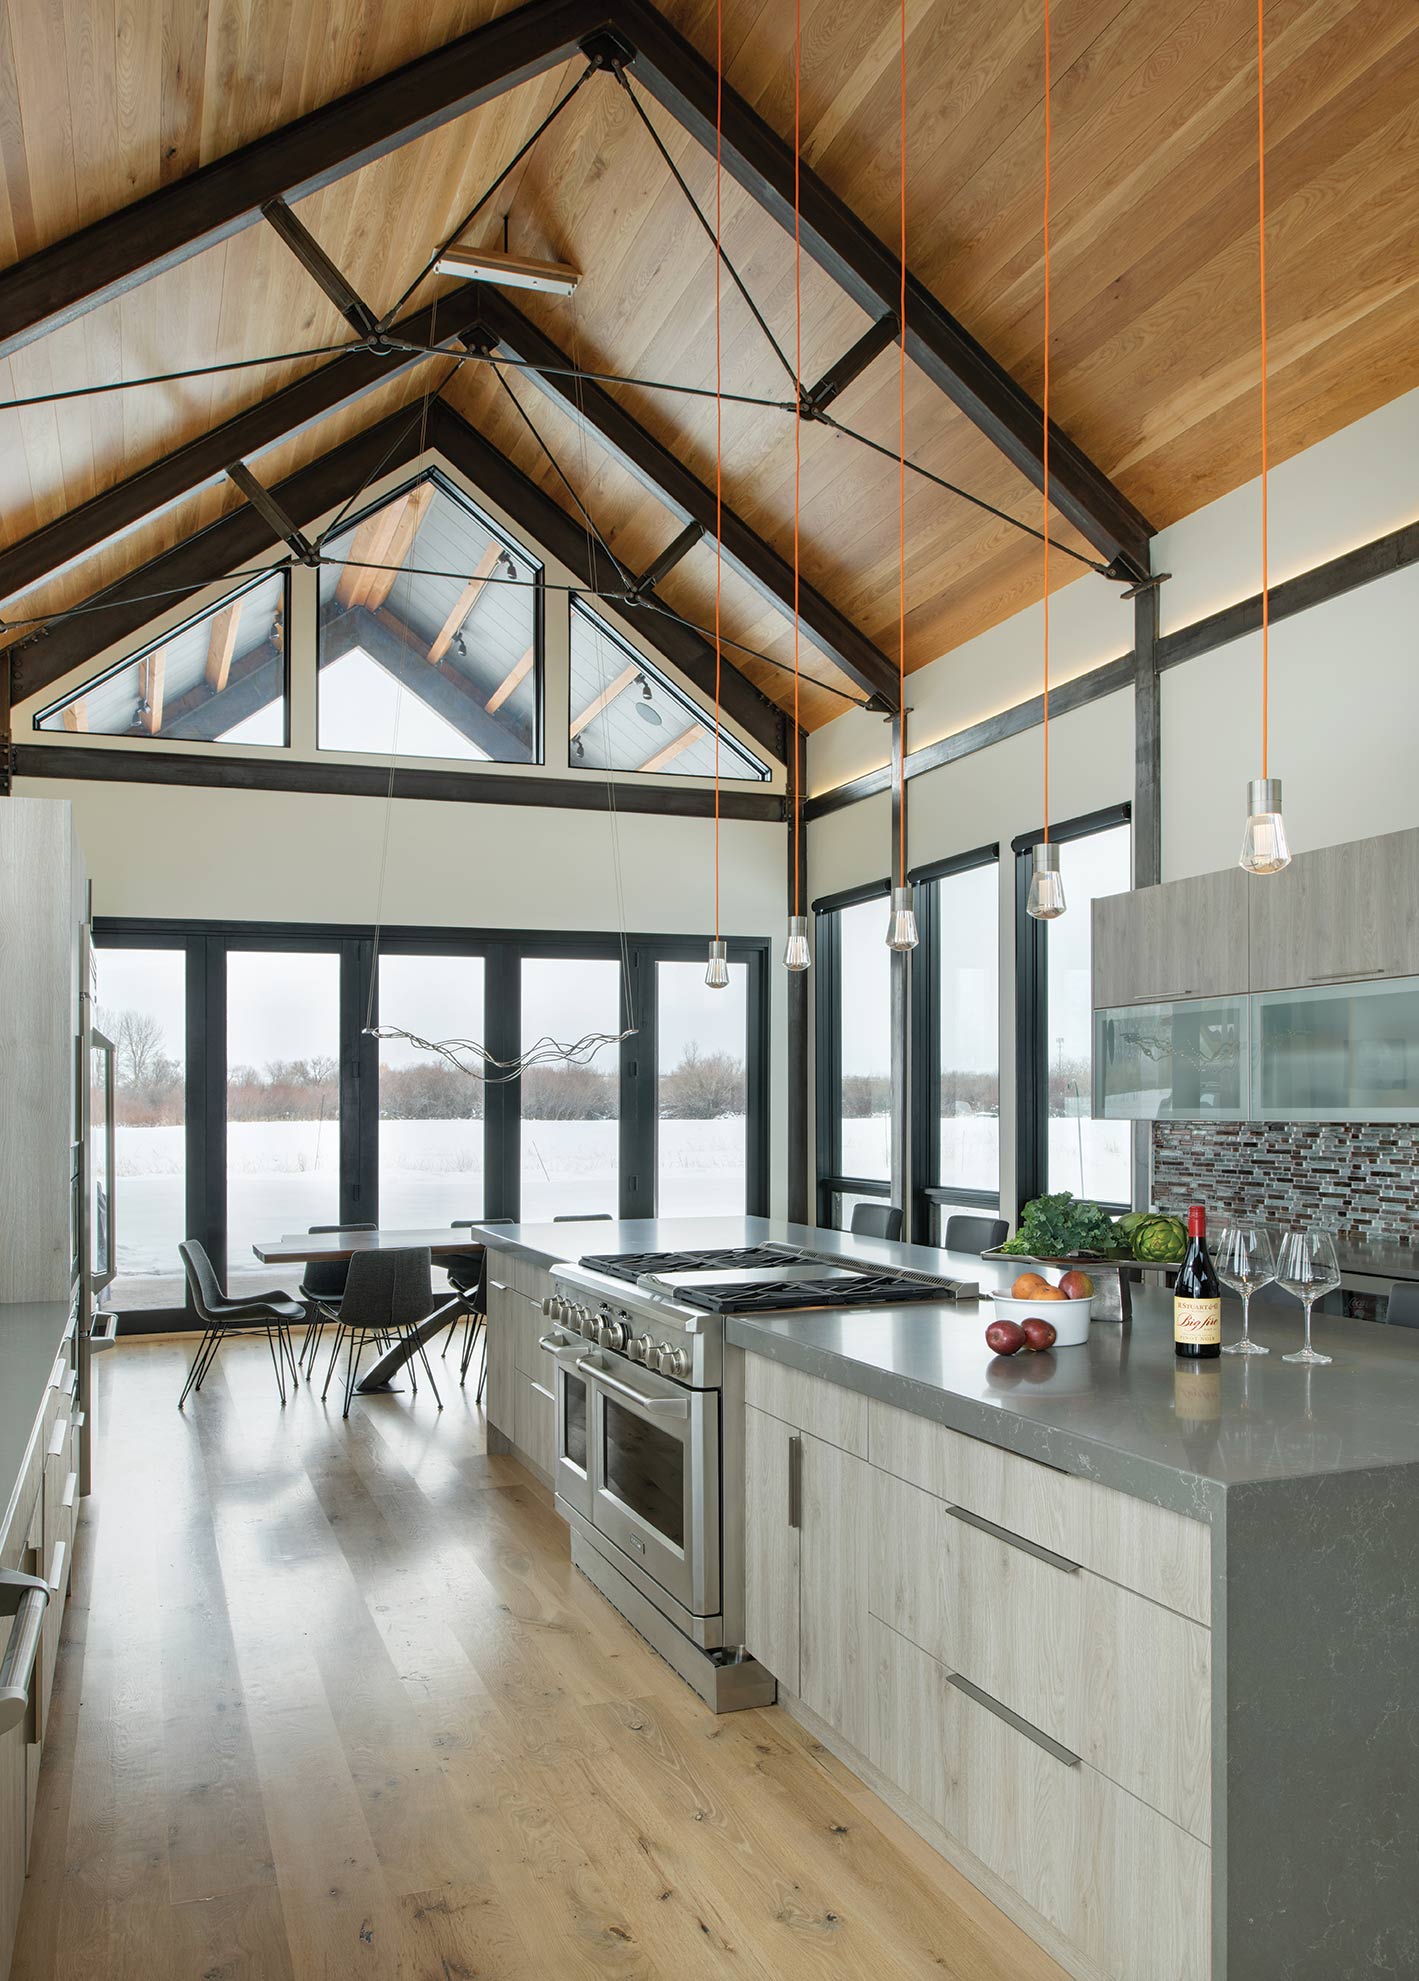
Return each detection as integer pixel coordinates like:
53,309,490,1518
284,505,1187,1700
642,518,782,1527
783,914,811,972
1238,776,1291,875
885,884,919,952
1026,841,1066,921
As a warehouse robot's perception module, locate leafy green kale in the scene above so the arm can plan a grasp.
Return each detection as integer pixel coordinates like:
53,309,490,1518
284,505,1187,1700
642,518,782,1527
998,1192,1127,1259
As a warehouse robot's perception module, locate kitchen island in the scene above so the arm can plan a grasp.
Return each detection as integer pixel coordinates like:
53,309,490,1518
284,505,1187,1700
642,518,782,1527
477,1218,1419,1981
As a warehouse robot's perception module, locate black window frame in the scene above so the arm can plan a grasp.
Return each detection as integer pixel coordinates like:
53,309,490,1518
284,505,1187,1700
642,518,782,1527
93,916,769,1330
568,595,770,783
813,878,892,1228
908,841,1002,1243
316,465,546,767
33,566,293,749
1012,802,1132,1218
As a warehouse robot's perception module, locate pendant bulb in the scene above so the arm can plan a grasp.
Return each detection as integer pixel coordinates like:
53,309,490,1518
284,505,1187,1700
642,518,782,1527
885,884,919,953
1238,776,1291,876
783,914,812,972
705,938,730,990
1026,841,1066,921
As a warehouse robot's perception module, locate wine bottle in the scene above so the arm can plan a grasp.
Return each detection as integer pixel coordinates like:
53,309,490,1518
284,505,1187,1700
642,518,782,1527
1174,1204,1221,1359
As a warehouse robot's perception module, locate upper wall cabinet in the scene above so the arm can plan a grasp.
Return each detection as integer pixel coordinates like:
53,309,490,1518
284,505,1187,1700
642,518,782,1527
1247,829,1419,992
1092,868,1249,1008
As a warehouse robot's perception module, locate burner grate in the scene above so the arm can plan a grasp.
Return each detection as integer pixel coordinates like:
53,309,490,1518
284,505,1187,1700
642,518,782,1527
579,1247,775,1282
672,1273,955,1315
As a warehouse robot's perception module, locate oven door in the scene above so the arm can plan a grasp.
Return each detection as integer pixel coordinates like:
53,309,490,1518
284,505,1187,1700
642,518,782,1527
579,1350,720,1620
543,1331,594,1522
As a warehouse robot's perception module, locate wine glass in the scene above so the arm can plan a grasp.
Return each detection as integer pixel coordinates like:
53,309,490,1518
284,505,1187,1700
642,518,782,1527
1215,1222,1274,1355
1276,1227,1340,1366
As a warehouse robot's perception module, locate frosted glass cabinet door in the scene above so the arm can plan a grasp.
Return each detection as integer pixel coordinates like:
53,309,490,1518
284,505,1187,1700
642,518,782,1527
1093,997,1249,1120
1252,975,1419,1121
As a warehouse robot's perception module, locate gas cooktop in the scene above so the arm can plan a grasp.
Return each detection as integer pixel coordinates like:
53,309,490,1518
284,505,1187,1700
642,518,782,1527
577,1244,976,1314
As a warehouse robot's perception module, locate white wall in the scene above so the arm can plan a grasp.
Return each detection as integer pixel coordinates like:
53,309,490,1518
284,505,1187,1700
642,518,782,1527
807,384,1419,1217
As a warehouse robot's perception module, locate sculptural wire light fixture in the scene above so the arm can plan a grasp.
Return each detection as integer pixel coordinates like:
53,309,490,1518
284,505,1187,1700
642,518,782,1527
1238,0,1291,877
1026,0,1066,923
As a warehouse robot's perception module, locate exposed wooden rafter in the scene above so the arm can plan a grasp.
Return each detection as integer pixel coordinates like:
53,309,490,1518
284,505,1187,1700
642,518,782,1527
570,661,638,738
333,482,434,608
485,644,536,714
204,601,243,693
429,541,503,662
637,722,700,773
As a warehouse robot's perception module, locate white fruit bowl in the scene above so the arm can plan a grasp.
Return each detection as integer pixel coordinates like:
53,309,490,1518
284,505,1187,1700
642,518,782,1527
987,1291,1093,1348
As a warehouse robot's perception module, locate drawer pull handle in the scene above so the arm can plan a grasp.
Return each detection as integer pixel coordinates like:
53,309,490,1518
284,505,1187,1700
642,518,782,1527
788,1434,803,1531
62,1472,78,1511
47,1541,66,1597
530,1381,554,1403
948,1671,1080,1768
0,1571,49,1735
1307,966,1385,983
73,1412,85,1432
488,1279,510,1293
946,1502,1079,1574
47,1421,68,1460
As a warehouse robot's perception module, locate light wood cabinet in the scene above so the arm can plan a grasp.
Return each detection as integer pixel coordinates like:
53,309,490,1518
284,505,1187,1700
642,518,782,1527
799,1434,872,1755
743,1354,869,1457
1248,827,1419,991
742,1403,800,1692
1092,867,1249,1008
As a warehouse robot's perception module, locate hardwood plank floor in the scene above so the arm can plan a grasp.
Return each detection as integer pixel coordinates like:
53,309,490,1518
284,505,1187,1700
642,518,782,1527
12,1335,1069,1980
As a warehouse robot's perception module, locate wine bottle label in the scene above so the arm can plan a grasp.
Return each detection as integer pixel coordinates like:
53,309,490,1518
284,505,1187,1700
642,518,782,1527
1174,1297,1221,1345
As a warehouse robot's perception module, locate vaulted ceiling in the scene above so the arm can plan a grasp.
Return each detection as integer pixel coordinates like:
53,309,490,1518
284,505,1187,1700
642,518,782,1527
2,0,1416,730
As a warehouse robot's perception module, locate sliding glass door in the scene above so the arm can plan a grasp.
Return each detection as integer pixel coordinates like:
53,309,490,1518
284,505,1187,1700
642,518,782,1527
520,956,623,1221
93,944,187,1312
656,958,749,1217
377,953,486,1227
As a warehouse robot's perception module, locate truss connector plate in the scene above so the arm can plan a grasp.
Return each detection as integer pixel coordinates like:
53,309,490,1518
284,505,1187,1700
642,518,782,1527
1117,569,1172,601
582,28,635,74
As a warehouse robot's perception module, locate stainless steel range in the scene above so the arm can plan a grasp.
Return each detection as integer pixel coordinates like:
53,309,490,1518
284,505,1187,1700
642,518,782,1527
542,1242,974,1712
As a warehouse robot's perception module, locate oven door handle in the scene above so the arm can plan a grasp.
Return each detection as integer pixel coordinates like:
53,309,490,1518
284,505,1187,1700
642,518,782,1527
574,1355,690,1418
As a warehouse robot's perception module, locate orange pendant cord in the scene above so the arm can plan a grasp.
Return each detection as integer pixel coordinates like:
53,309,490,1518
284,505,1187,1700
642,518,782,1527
1041,0,1052,846
792,0,802,917
713,0,723,938
897,0,907,887
1257,0,1269,778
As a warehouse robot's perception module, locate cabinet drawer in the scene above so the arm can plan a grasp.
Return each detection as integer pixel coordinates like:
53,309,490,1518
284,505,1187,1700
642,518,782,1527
744,1357,869,1457
871,1468,1210,1839
503,1250,554,1305
867,1399,1210,1625
870,1618,1210,1981
1249,829,1419,991
512,1371,554,1480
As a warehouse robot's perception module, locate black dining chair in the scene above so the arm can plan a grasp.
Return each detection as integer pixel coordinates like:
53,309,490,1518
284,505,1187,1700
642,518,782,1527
944,1213,1010,1255
1385,1283,1419,1328
177,1239,305,1407
850,1202,903,1242
297,1222,377,1375
439,1221,499,1389
321,1246,443,1419
552,1212,613,1222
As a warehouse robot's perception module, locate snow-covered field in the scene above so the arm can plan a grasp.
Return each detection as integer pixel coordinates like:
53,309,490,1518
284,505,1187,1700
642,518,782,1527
112,1117,749,1288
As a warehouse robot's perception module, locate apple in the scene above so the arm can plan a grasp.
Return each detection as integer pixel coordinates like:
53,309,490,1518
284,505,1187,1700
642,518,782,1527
1021,1317,1057,1352
1059,1269,1094,1301
985,1319,1027,1356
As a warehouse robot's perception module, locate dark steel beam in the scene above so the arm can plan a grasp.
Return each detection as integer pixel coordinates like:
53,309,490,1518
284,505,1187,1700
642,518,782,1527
225,462,319,565
261,198,381,341
474,288,902,708
7,405,431,705
614,0,1153,580
802,314,898,418
0,0,602,361
0,286,485,610
1133,581,1161,888
426,401,786,760
11,740,785,821
627,521,704,598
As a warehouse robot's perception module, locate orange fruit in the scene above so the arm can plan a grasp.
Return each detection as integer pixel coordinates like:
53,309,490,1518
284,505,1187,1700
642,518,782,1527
1032,1285,1066,1302
1011,1272,1047,1299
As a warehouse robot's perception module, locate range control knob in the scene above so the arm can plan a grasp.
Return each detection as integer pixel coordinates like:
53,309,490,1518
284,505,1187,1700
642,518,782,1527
579,1307,599,1338
627,1332,657,1364
656,1343,692,1380
597,1317,628,1352
541,1295,558,1318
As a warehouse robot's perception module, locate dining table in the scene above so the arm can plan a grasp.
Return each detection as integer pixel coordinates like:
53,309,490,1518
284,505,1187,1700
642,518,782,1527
251,1227,487,1392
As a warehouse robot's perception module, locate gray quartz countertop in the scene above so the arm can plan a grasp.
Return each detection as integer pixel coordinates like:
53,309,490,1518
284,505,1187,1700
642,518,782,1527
477,1215,1419,1520
0,1300,72,1539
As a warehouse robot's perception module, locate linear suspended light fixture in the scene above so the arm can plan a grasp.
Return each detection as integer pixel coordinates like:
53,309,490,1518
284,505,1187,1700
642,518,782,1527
1238,0,1291,878
434,246,581,296
1026,0,1065,924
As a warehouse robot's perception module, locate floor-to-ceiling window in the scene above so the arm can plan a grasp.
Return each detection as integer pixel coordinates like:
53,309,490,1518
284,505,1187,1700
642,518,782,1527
815,882,893,1228
92,922,769,1326
94,944,187,1311
1015,806,1133,1213
656,958,750,1217
913,845,1001,1244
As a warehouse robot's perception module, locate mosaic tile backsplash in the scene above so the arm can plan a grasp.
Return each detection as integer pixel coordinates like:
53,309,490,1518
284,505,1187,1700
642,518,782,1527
1152,1121,1419,1243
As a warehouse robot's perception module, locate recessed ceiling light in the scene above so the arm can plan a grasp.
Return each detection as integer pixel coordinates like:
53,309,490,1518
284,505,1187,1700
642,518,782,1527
434,247,581,296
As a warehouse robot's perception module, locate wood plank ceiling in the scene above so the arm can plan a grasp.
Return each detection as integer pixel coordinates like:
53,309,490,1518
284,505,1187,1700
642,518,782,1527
1,0,1416,730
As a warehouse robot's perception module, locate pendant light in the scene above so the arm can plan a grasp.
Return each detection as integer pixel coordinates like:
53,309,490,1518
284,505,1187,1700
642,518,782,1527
706,0,729,989
1026,0,1066,924
884,0,918,954
783,0,812,975
1238,0,1291,877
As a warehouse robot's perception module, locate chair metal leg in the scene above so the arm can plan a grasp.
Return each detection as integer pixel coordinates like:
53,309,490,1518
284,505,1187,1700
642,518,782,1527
179,1326,216,1407
281,1324,300,1387
193,1326,224,1394
342,1329,364,1419
411,1328,443,1410
321,1324,346,1401
476,1327,489,1405
439,1310,461,1357
266,1326,288,1406
459,1313,484,1385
